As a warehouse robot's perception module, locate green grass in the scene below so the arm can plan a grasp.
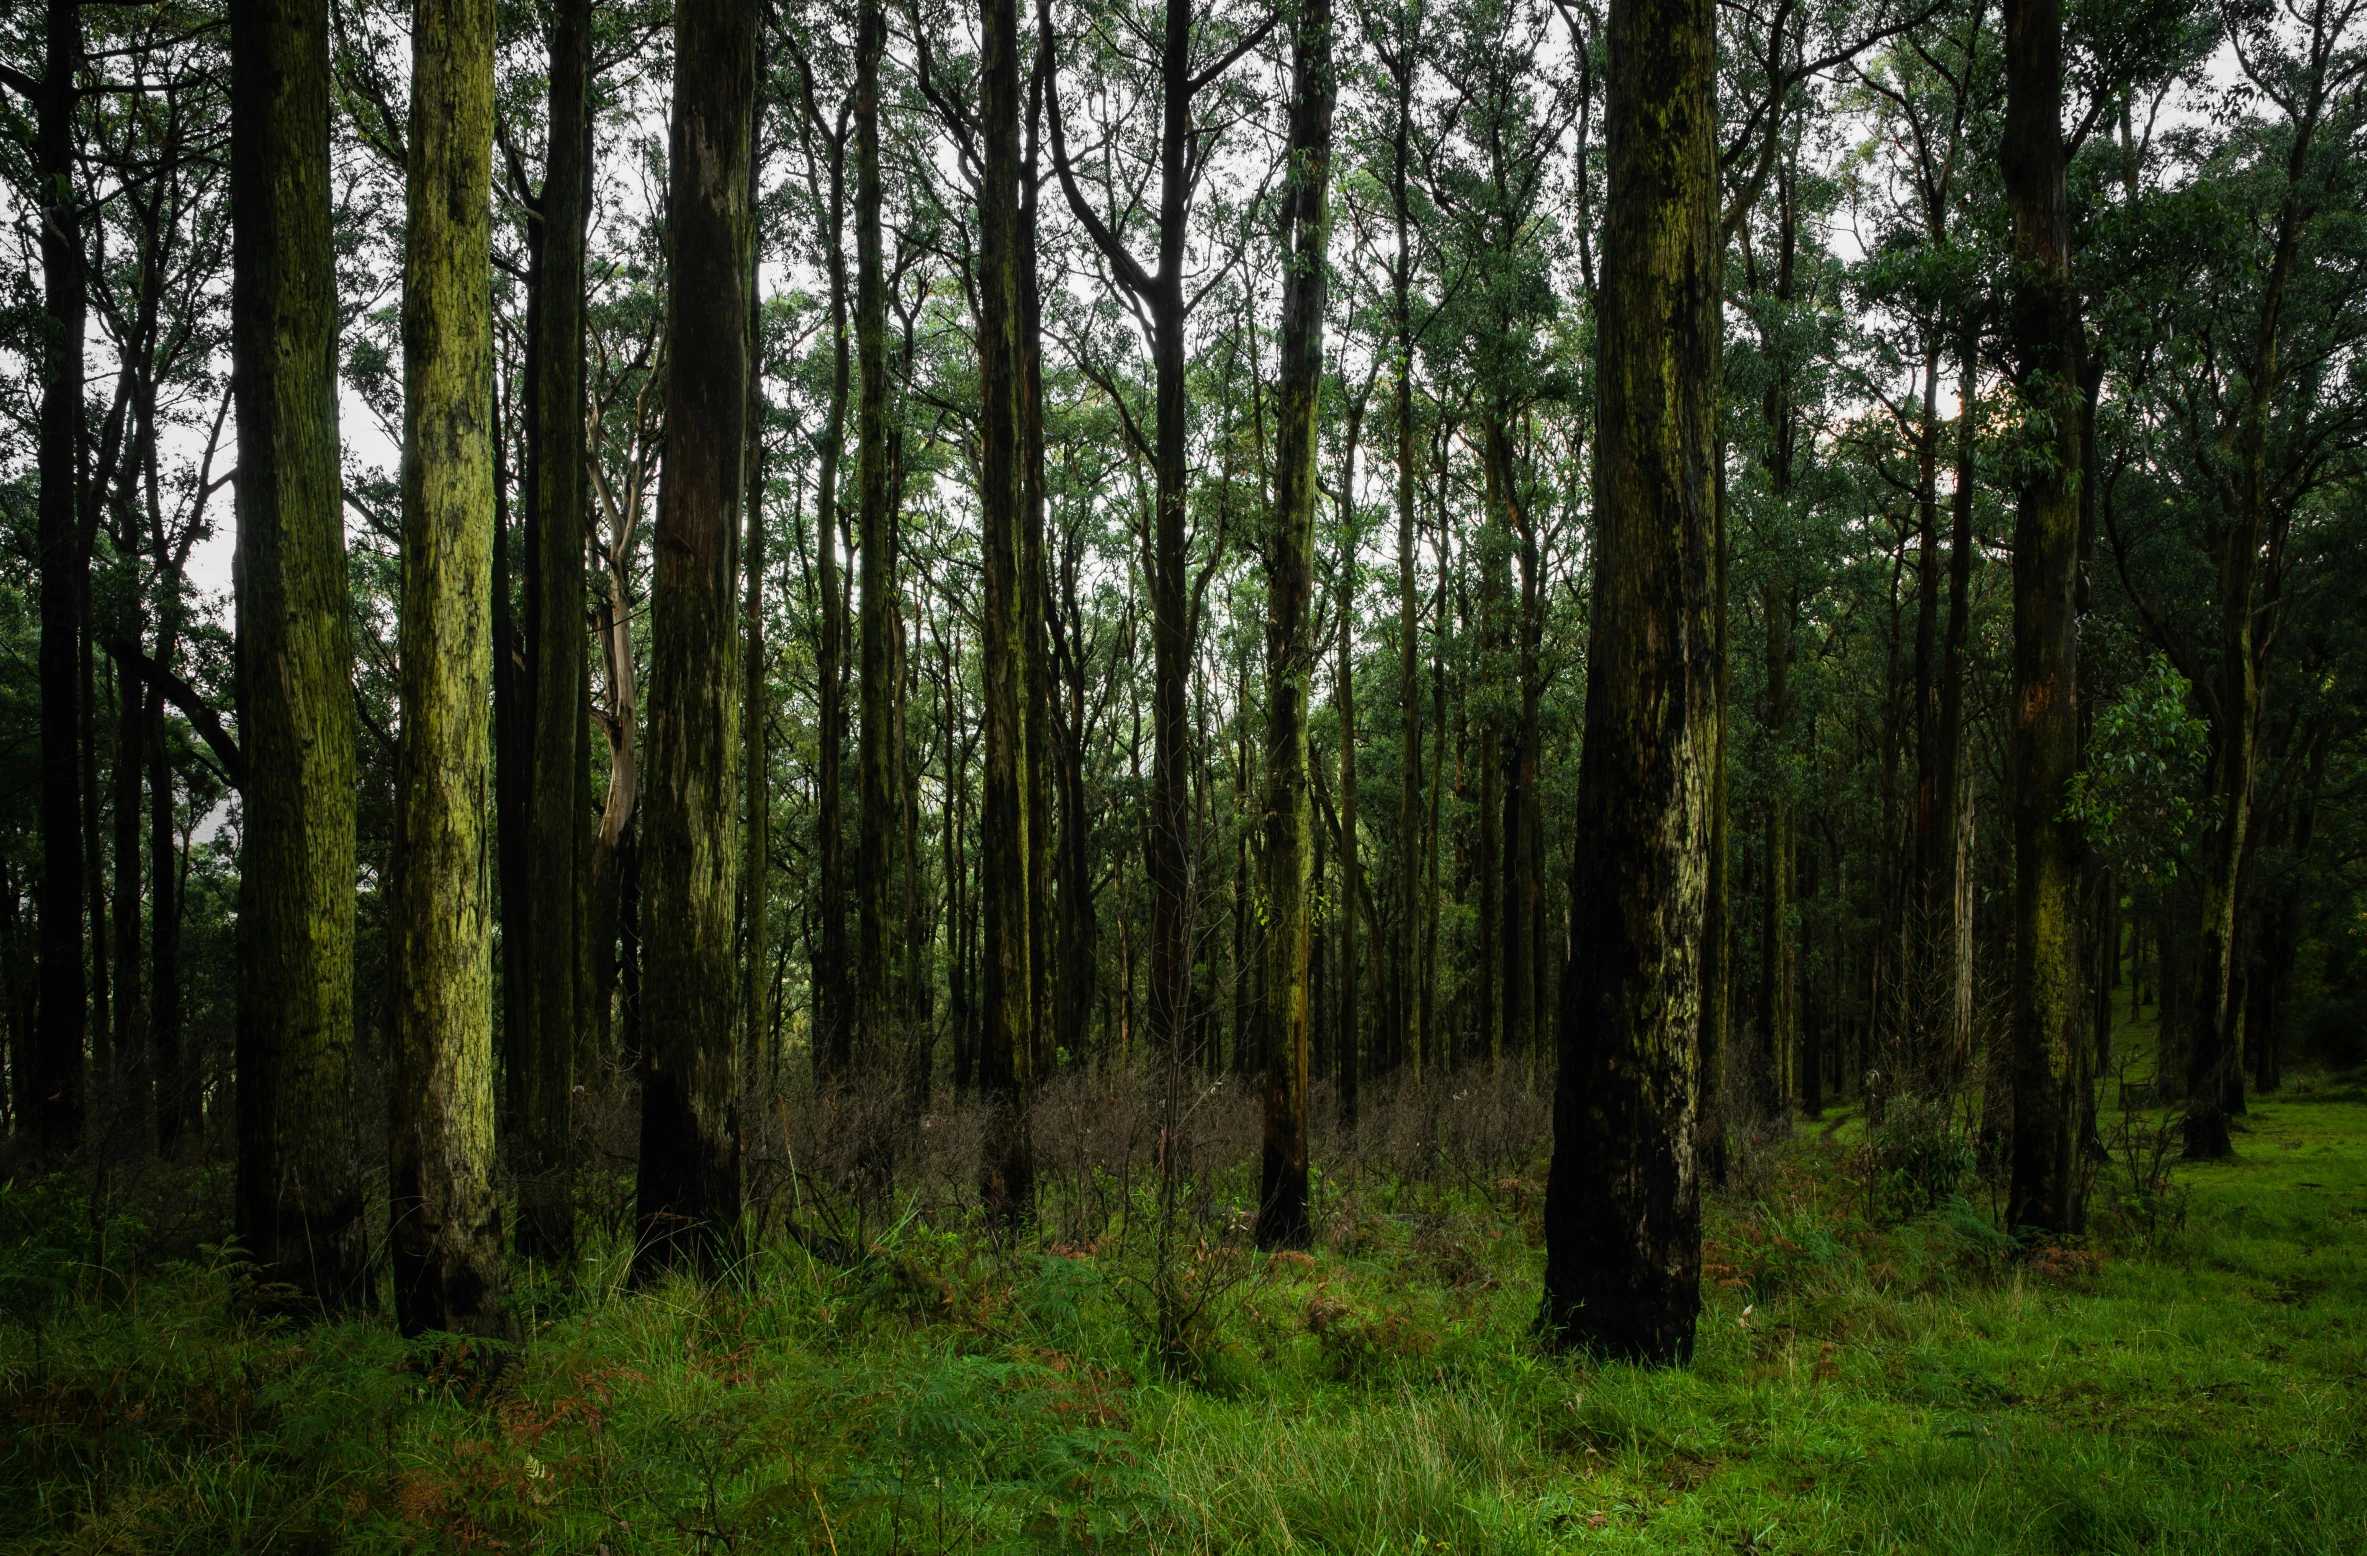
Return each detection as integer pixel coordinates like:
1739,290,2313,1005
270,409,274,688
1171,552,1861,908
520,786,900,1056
4,1069,2364,1553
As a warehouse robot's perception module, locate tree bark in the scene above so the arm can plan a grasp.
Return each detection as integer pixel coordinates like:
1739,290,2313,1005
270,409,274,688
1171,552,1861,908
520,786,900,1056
392,0,509,1335
853,0,902,1075
230,0,367,1309
34,0,88,1156
978,0,1036,1222
516,0,594,1262
1256,0,1333,1249
1540,0,1716,1364
635,0,756,1278
2000,0,2089,1234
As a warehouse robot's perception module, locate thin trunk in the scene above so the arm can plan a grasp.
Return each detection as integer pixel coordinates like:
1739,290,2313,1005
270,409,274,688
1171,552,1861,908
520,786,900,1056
807,104,853,1083
853,0,901,1072
1541,0,1716,1363
1335,398,1361,1127
635,0,757,1277
231,0,366,1307
1760,574,1795,1109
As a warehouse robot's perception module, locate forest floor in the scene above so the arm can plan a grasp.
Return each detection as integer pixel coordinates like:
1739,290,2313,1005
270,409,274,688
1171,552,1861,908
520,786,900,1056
3,1046,2364,1553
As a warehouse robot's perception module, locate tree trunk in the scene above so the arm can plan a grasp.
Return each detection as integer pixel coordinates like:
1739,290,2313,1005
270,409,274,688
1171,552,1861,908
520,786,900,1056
516,0,593,1263
2001,0,2090,1233
1932,323,1979,1089
1699,454,1729,1178
230,0,367,1309
1540,0,1715,1364
1255,0,1333,1249
853,0,902,1075
34,0,88,1156
635,0,756,1278
1760,574,1795,1110
978,0,1036,1222
1336,398,1362,1119
392,0,508,1335
808,109,854,1084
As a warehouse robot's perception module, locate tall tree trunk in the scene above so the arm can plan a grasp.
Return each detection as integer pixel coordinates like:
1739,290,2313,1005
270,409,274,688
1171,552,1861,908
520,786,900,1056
743,382,770,1099
635,0,756,1277
1336,399,1362,1122
807,105,854,1083
112,619,146,1138
34,0,88,1155
853,0,902,1075
1384,1,1418,1119
2000,0,2089,1232
978,0,1036,1221
1760,574,1795,1109
1931,323,1979,1089
516,0,594,1262
230,0,366,1308
1699,453,1729,1177
1258,0,1333,1247
1540,0,1715,1363
393,0,508,1335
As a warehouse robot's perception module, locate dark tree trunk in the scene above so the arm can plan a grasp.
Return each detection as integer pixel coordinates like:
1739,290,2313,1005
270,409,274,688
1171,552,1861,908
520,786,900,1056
230,0,367,1310
2001,0,2090,1233
635,0,756,1279
1256,0,1333,1249
516,0,594,1263
978,0,1036,1223
1540,0,1716,1364
803,93,854,1083
852,0,902,1075
34,0,88,1156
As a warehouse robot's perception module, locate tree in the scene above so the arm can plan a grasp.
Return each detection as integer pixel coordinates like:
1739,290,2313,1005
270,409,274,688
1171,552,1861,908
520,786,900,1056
29,0,86,1156
229,0,368,1311
1998,0,2088,1235
977,0,1036,1221
390,0,507,1336
514,0,594,1263
852,0,903,1075
636,0,758,1279
1540,0,1717,1364
1258,0,1336,1250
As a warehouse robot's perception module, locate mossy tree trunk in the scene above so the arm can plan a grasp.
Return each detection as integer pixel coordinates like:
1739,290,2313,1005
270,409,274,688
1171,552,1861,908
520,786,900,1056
1540,0,1716,1364
2000,0,2089,1234
1257,0,1333,1251
635,0,757,1278
230,0,367,1310
391,0,508,1335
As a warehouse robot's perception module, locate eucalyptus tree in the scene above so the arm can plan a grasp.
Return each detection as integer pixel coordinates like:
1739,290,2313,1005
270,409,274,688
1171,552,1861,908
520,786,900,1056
1039,0,1275,1060
390,0,507,1335
636,0,759,1278
1541,0,1718,1363
227,0,368,1308
1257,0,1337,1249
1999,0,2089,1235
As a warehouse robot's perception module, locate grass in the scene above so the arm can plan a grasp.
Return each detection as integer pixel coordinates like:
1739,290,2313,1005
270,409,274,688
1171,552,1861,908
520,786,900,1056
3,1060,2364,1552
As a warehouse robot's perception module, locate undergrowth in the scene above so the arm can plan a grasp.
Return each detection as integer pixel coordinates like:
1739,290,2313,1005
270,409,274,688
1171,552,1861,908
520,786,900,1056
2,1060,2363,1553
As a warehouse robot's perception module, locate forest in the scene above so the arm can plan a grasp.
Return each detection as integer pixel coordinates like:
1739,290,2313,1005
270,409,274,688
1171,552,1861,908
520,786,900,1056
1,0,2365,1542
